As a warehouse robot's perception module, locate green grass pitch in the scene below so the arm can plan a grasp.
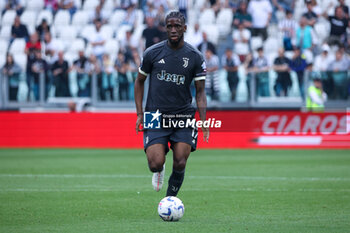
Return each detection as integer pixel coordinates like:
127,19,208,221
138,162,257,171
0,149,349,233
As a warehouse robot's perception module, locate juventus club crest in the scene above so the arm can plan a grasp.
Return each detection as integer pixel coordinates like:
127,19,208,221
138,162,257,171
183,57,189,68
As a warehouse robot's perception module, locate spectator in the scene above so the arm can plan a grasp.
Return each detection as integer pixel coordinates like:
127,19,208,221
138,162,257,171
52,51,70,97
72,50,90,97
328,49,350,100
326,6,349,46
128,48,140,100
121,4,138,27
154,4,166,28
307,0,323,16
289,47,307,99
142,17,162,49
43,32,64,65
143,1,158,19
243,53,254,100
89,5,108,24
184,23,203,48
58,0,77,18
25,33,41,101
279,9,297,51
89,20,106,61
1,53,22,101
3,0,24,15
295,16,316,51
273,48,292,96
306,75,327,112
152,0,168,11
272,0,295,12
87,54,104,100
11,15,29,43
120,0,137,10
302,0,318,26
222,48,241,101
119,29,138,61
252,47,270,97
31,50,48,100
101,54,115,101
338,0,349,19
114,51,129,101
232,23,251,63
313,44,333,96
36,19,51,42
247,0,272,41
233,1,252,29
44,0,59,14
198,32,217,56
205,49,220,101
178,0,188,20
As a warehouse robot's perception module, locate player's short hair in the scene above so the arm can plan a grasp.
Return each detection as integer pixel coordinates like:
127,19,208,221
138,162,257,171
165,11,186,25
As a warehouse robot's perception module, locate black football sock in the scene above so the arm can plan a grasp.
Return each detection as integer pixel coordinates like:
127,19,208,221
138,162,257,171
166,169,185,197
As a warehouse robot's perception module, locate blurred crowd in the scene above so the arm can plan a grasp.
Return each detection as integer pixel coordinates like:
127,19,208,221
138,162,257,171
1,0,350,104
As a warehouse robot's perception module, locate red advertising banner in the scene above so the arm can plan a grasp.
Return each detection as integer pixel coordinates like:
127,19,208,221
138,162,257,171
0,111,349,148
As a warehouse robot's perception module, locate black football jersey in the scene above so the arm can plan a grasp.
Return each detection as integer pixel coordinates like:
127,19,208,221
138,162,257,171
139,40,206,114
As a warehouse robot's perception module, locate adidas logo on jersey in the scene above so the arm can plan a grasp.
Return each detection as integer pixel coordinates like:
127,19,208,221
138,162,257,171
158,59,165,64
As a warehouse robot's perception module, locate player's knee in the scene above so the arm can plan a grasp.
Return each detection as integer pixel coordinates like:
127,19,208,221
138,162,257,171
148,161,163,172
147,156,164,172
173,158,187,171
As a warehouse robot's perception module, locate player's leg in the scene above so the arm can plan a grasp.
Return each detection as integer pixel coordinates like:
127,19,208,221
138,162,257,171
144,130,171,191
146,144,167,192
146,144,166,172
166,142,191,197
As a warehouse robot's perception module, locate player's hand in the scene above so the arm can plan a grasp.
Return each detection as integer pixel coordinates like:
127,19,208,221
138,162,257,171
202,127,209,143
135,114,144,134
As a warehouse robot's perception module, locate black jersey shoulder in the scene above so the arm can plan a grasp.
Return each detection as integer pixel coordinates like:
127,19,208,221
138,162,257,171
143,40,167,58
183,42,202,56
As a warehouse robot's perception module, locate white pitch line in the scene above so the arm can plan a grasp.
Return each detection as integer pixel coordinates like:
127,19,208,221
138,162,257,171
0,174,349,181
0,188,350,193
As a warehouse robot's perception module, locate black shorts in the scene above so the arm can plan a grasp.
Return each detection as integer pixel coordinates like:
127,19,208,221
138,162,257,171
143,127,198,154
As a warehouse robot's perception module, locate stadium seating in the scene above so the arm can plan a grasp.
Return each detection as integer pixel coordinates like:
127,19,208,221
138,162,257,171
58,25,78,49
26,0,45,12
80,24,97,41
71,10,90,31
0,26,12,41
1,10,16,27
100,24,114,39
250,37,263,51
13,53,27,71
115,24,132,41
102,0,115,11
53,10,71,32
201,24,219,45
83,0,100,11
198,8,215,27
20,11,37,29
0,39,9,55
67,38,86,54
0,0,348,107
104,39,119,57
216,8,233,37
0,40,8,67
9,38,26,55
109,10,127,30
36,9,54,26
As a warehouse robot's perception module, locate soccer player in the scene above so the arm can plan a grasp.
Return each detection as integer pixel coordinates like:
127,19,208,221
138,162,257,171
134,11,209,197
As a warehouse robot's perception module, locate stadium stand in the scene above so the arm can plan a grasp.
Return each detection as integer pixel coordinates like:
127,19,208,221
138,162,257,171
0,0,349,111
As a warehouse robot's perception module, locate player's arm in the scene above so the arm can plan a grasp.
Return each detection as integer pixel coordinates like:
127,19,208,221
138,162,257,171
134,71,147,133
195,80,209,143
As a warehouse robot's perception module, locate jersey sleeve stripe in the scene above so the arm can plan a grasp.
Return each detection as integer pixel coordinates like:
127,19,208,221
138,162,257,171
138,67,148,76
194,76,206,81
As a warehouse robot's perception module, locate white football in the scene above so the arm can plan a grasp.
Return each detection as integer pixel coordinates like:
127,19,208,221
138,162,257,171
158,196,185,221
